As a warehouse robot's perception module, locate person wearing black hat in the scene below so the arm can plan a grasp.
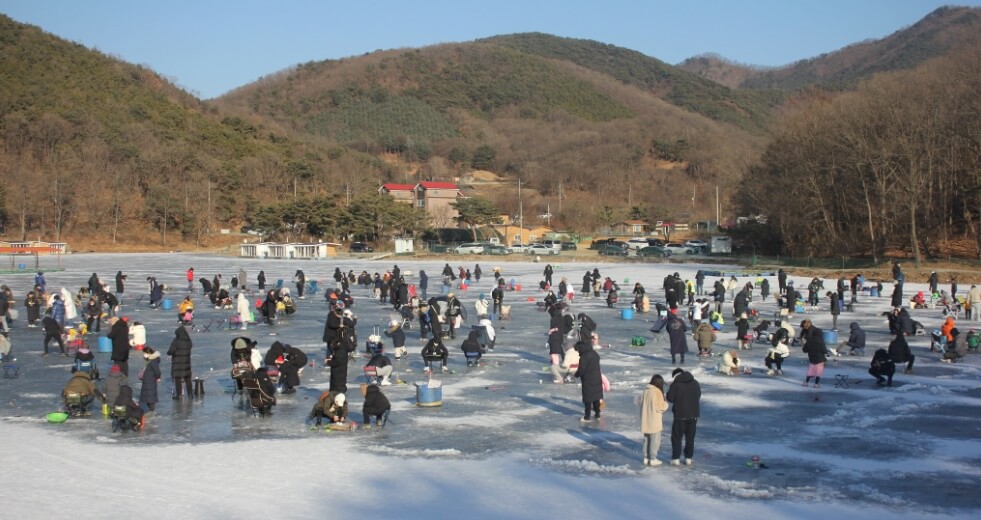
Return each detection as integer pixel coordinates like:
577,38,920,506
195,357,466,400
575,340,603,422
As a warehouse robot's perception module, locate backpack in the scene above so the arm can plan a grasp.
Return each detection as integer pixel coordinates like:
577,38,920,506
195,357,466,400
231,359,253,379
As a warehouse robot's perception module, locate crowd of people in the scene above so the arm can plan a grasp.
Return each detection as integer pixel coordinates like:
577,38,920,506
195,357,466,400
0,258,977,466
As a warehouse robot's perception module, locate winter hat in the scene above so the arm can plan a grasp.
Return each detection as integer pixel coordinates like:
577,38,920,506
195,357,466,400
479,293,485,300
950,328,960,337
334,393,346,406
447,292,455,298
110,364,121,373
672,368,684,378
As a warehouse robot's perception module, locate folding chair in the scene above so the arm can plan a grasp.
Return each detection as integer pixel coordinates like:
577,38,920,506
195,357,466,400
306,280,319,295
241,378,275,417
195,318,223,333
464,350,481,367
2,362,18,378
363,365,379,384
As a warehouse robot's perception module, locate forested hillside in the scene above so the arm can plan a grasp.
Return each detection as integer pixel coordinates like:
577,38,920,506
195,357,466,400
1,8,979,257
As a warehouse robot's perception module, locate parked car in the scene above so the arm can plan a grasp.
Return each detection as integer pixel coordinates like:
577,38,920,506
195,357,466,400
541,240,563,252
350,242,374,253
527,244,559,256
597,244,630,257
508,243,531,254
646,238,665,247
561,242,578,251
684,239,708,253
484,244,511,255
626,238,652,250
588,238,618,250
663,243,695,255
637,245,671,258
455,243,485,255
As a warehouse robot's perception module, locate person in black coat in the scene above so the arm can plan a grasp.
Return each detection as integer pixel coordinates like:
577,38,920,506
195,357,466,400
712,279,726,314
85,296,102,334
418,270,429,300
574,340,603,422
139,347,161,411
543,264,553,287
666,368,701,465
362,384,391,428
42,315,66,356
329,335,350,394
294,270,306,299
547,305,566,366
800,319,827,387
421,336,448,373
108,317,130,375
581,272,592,295
869,348,896,386
777,269,787,295
891,283,903,309
167,326,194,399
667,312,689,365
265,342,306,394
888,333,915,375
149,281,164,308
262,290,278,325
115,271,126,294
257,271,266,291
760,278,770,301
114,384,144,430
323,304,344,360
733,287,749,318
461,329,482,366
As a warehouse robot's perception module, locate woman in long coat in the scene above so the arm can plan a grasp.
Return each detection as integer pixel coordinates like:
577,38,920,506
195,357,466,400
575,340,603,422
167,326,194,399
667,312,689,364
139,347,162,411
640,374,669,465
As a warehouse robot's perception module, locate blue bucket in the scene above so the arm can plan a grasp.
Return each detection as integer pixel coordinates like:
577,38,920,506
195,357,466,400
822,329,838,345
870,288,879,297
97,336,112,353
161,299,174,310
440,285,450,294
415,382,442,407
621,308,634,320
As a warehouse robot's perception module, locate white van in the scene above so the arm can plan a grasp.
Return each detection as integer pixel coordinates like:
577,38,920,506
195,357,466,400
541,240,562,252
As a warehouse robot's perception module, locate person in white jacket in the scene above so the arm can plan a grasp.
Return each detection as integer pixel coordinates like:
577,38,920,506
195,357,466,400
551,341,580,383
474,294,489,318
717,349,740,375
60,288,78,321
129,321,147,350
236,292,251,331
478,317,496,348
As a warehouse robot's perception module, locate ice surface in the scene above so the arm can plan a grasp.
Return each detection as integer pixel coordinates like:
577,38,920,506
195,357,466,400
1,253,980,517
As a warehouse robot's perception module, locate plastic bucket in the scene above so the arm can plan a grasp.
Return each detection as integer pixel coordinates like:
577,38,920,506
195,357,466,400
97,336,112,353
161,299,174,310
515,284,522,292
870,288,879,297
415,382,443,407
822,329,838,345
441,285,450,294
621,308,635,320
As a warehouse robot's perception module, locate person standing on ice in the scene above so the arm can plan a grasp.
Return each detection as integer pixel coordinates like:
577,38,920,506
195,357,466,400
799,319,827,388
667,367,701,466
640,374,669,466
575,340,603,422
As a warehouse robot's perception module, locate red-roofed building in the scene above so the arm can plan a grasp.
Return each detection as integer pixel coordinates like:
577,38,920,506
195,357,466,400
378,184,416,205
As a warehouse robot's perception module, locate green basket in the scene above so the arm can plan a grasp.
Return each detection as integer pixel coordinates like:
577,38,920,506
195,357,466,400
630,336,647,347
46,412,69,423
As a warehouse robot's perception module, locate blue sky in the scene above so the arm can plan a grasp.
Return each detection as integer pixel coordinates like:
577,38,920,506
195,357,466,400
1,0,976,99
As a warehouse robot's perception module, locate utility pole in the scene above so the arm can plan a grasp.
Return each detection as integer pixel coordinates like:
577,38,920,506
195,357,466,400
518,178,523,234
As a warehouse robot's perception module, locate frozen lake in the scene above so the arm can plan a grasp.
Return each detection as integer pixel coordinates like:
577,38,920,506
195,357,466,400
1,253,979,518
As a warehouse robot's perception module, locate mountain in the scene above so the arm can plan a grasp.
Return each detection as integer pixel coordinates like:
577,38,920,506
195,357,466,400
0,14,326,244
1,7,978,248
680,6,981,90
